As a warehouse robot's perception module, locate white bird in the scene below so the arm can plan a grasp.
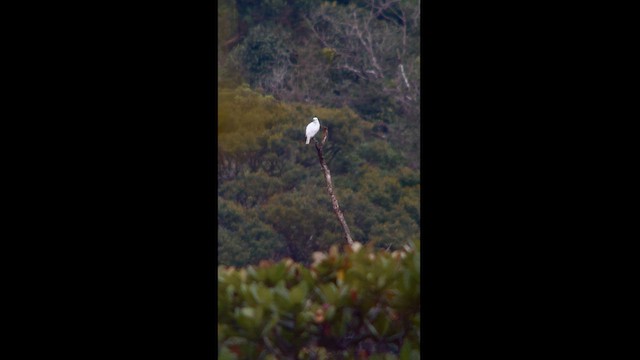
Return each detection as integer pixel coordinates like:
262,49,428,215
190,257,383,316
305,116,320,144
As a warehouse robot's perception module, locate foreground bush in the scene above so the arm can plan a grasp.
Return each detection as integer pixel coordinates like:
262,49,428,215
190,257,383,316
218,241,420,359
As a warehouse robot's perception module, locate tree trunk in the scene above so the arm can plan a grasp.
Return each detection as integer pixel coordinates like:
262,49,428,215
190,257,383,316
314,126,354,245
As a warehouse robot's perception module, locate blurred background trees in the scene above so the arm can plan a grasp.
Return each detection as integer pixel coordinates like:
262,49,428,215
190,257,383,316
218,0,420,267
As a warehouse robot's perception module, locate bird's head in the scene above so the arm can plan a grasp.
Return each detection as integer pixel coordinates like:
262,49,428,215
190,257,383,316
313,116,319,122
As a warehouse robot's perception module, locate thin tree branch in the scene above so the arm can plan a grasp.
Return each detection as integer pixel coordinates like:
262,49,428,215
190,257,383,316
303,15,331,48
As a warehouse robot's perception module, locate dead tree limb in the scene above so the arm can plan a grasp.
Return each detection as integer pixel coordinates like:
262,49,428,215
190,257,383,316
314,126,354,245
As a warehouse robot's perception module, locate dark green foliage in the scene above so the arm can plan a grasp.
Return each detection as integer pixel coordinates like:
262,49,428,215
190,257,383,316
234,24,292,88
218,197,288,266
356,140,404,170
336,189,378,242
218,196,246,231
217,83,420,265
218,0,421,266
357,166,402,209
218,3,421,358
219,171,285,207
262,184,350,263
218,241,420,359
236,0,321,28
221,0,421,168
398,166,420,187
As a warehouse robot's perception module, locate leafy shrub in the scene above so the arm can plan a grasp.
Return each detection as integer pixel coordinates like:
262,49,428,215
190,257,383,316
218,240,420,359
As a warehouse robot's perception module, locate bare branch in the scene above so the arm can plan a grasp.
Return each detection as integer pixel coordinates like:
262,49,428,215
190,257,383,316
399,64,410,89
338,64,368,80
303,14,330,48
314,126,353,245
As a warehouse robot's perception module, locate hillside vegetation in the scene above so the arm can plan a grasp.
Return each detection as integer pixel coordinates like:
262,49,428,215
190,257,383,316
218,0,420,266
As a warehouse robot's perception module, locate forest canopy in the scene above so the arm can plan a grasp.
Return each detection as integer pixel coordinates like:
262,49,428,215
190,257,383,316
218,0,420,267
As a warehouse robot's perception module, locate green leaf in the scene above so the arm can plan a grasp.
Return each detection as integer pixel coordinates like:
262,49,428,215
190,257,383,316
399,340,412,360
399,339,420,360
273,286,292,310
249,283,260,304
257,285,273,305
290,281,309,305
236,307,256,332
267,262,286,284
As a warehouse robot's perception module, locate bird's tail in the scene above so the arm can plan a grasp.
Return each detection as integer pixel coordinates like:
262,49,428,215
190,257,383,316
306,136,310,144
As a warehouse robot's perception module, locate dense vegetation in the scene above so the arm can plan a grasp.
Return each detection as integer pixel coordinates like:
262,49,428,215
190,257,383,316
218,241,420,359
218,0,420,266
